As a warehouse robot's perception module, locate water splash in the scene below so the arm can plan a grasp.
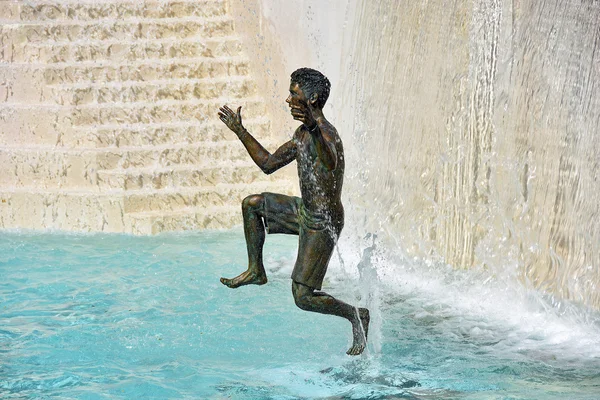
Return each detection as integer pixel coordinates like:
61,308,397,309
337,0,600,311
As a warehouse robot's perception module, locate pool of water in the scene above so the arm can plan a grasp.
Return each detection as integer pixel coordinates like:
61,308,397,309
1,230,599,399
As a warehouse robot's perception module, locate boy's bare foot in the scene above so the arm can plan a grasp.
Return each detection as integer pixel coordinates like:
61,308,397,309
220,269,267,288
347,307,370,356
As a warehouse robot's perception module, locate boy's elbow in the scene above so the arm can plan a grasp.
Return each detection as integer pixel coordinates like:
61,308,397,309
258,156,275,174
261,162,276,175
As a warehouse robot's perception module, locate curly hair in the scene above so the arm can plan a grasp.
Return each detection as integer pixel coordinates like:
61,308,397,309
290,68,331,109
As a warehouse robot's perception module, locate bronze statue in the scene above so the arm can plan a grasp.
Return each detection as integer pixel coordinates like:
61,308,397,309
218,68,369,355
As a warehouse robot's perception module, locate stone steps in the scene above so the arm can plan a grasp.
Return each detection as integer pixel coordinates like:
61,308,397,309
42,57,250,84
0,97,266,130
128,205,240,234
0,16,234,45
121,181,295,213
0,0,296,234
2,74,257,105
0,190,245,234
0,138,282,187
0,189,128,232
0,180,294,214
5,37,242,64
97,163,272,191
73,97,265,126
68,118,271,148
0,57,249,84
0,149,98,189
2,139,278,170
0,179,297,234
0,1,227,22
51,77,257,106
0,152,293,191
0,99,268,154
0,117,270,147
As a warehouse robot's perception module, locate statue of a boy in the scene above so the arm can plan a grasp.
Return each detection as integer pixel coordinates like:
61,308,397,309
218,68,369,355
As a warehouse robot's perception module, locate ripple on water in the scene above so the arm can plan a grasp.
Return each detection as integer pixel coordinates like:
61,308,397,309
1,231,599,399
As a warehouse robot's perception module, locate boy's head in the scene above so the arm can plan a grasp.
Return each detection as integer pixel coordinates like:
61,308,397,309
289,68,331,109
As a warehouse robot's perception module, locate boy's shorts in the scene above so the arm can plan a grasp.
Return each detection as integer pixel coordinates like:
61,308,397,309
262,192,343,290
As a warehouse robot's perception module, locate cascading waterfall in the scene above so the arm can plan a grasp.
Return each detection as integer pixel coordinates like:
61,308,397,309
2,1,600,397
338,0,600,310
1,0,598,311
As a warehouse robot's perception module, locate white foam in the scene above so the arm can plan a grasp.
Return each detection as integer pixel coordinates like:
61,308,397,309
328,229,600,363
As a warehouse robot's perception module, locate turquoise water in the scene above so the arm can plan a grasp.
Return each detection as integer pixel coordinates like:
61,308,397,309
1,230,600,399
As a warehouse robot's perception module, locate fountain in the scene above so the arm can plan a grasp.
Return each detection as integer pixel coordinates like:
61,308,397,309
0,0,295,234
230,0,600,310
1,0,600,398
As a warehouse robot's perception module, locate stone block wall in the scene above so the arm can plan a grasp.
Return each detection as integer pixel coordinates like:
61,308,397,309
0,0,295,234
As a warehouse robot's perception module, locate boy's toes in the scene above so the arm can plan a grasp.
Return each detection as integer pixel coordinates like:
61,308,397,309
346,344,365,356
220,277,236,288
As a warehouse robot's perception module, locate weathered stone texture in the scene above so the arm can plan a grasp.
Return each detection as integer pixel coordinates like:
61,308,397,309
0,0,295,234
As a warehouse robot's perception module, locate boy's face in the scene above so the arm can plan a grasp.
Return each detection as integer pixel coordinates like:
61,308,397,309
286,81,310,118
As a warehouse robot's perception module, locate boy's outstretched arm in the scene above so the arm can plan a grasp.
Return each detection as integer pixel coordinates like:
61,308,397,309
219,105,297,174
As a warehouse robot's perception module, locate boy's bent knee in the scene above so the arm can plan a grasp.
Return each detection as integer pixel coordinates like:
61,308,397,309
242,194,264,212
292,281,313,311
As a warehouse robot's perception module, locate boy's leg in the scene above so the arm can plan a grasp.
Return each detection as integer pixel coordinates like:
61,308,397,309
220,194,268,288
292,281,370,355
290,222,369,355
221,193,301,288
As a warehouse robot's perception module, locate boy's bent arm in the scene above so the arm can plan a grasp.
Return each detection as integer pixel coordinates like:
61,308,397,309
218,105,296,174
238,129,297,174
310,124,337,171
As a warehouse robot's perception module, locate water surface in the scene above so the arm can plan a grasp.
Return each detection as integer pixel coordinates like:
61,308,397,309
1,230,599,399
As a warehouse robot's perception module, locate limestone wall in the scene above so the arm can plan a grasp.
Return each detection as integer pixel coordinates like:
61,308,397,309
0,0,295,234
